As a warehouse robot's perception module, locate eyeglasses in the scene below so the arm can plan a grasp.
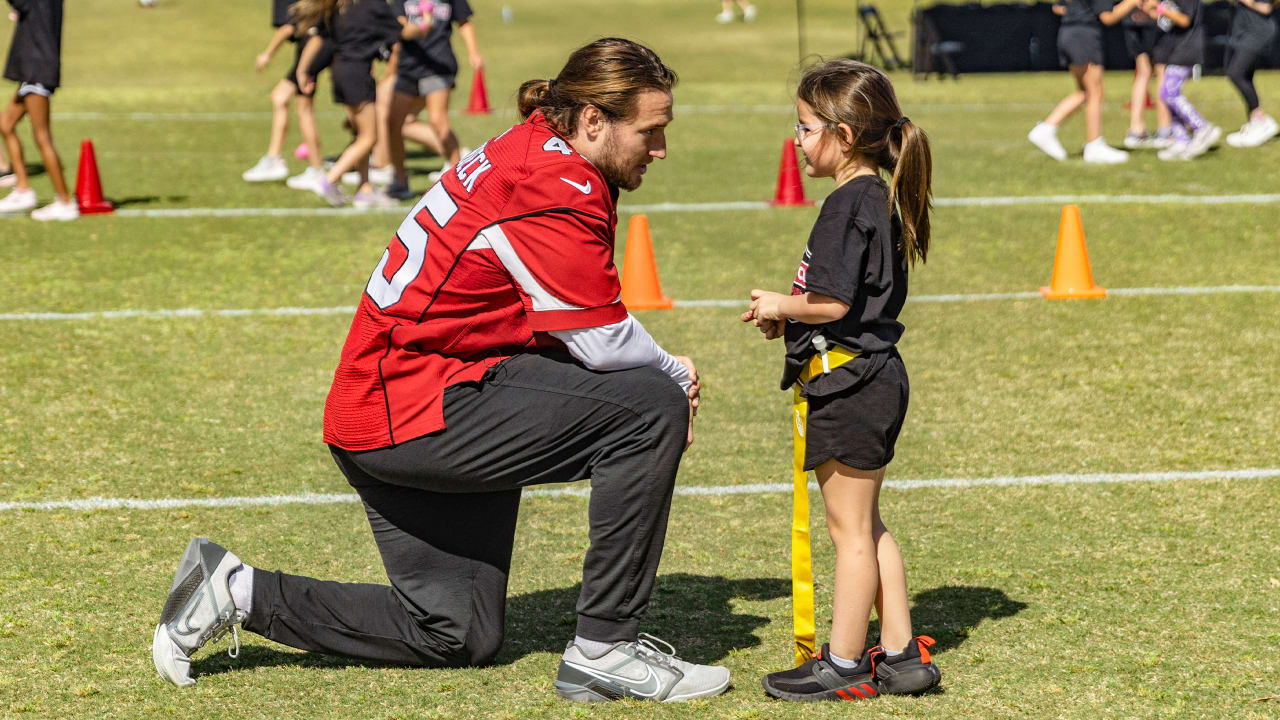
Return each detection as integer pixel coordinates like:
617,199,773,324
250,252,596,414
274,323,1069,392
794,122,830,144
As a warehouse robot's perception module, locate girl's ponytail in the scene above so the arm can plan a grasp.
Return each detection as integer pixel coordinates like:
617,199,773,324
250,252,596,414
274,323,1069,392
888,119,932,267
288,0,339,33
797,59,934,267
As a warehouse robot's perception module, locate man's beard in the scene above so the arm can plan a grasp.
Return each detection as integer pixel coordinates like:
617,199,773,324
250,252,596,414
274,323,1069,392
595,133,643,191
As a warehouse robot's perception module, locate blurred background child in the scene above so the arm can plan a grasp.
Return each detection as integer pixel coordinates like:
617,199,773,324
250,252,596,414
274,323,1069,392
1224,0,1278,147
1148,0,1221,160
0,0,77,220
1121,8,1173,148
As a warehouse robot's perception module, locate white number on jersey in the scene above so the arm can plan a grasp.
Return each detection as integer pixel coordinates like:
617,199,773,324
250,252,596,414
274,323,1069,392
542,137,573,156
366,183,458,310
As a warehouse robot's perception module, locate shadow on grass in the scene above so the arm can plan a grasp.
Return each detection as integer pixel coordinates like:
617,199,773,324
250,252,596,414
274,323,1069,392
111,194,189,208
191,581,1023,678
498,573,789,665
191,574,787,677
867,585,1028,655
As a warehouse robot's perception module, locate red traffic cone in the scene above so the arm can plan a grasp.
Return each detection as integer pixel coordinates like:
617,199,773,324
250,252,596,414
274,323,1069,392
75,139,113,215
464,68,491,115
770,139,813,207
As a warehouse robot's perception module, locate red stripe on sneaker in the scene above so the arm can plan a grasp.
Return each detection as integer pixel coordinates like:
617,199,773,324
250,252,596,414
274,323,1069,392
861,682,878,696
845,685,867,699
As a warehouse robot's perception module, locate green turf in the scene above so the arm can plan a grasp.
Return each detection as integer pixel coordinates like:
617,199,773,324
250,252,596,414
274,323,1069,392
1,1,1279,718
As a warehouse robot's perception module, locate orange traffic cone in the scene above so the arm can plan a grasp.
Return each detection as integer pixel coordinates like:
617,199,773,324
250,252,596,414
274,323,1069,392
464,68,491,115
75,139,113,215
770,139,813,207
620,214,673,310
1040,205,1105,299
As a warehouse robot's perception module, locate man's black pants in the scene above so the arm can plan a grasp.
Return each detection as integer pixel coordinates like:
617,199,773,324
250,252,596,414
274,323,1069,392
241,353,690,667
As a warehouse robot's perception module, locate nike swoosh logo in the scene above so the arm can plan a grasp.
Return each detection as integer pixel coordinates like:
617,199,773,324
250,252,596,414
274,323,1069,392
560,177,592,195
174,593,211,636
564,661,663,698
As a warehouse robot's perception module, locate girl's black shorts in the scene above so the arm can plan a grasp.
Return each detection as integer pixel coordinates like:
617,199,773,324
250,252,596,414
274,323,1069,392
285,40,335,99
331,59,376,108
1124,25,1160,60
802,350,909,472
1058,25,1104,67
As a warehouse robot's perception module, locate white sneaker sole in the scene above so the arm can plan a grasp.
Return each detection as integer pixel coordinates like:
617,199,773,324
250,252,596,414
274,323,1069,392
152,623,196,687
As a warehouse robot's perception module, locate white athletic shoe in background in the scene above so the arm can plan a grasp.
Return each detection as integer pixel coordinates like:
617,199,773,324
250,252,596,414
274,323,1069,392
1227,116,1278,148
31,198,80,221
241,155,288,182
286,166,326,192
1027,122,1067,161
313,177,346,207
1182,124,1221,159
715,9,734,23
1082,138,1128,164
352,188,400,210
0,187,37,213
427,163,455,183
743,4,757,21
1157,141,1190,161
0,170,15,187
342,164,393,187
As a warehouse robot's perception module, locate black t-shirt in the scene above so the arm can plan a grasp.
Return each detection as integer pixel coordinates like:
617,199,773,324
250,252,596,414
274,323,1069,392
1230,2,1277,54
1154,0,1204,66
321,0,402,64
780,176,908,394
3,0,63,89
1059,0,1112,27
396,0,473,79
272,0,293,28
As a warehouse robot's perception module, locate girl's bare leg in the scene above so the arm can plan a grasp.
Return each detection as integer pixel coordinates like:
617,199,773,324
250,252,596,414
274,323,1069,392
1082,63,1105,142
0,94,28,189
327,103,377,193
1045,64,1089,127
24,93,71,202
1130,55,1152,134
267,80,295,158
294,94,323,169
818,460,911,659
426,88,459,165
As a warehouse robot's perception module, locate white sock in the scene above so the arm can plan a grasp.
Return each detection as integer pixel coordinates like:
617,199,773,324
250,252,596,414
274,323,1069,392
228,564,254,614
883,646,904,658
573,635,615,659
826,648,860,670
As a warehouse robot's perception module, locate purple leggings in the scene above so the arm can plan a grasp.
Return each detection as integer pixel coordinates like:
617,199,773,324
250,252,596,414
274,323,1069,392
1160,65,1206,141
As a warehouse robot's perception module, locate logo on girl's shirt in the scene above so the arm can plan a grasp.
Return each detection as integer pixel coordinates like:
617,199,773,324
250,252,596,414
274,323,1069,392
793,247,811,293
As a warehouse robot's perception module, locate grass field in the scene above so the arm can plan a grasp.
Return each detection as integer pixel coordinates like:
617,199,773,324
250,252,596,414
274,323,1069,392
2,1,1279,718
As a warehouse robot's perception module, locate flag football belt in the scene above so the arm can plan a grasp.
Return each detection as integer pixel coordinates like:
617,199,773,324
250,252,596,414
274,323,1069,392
790,343,859,666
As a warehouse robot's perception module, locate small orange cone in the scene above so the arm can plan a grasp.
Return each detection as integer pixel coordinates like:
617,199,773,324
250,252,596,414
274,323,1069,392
74,139,113,215
1040,205,1105,299
771,139,813,207
464,68,491,115
620,214,673,310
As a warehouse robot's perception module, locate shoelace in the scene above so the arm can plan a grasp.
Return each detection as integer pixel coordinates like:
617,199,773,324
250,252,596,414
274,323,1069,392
632,632,682,671
203,609,248,659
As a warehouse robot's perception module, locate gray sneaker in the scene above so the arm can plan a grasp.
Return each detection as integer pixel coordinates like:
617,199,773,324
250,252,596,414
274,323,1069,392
151,538,246,687
555,633,731,702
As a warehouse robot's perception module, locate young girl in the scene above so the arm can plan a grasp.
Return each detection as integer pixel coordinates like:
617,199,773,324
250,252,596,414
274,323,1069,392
241,0,330,192
742,60,939,702
1121,10,1174,149
1224,0,1278,148
0,0,77,220
385,0,483,197
1028,0,1144,164
1147,0,1221,160
292,0,424,207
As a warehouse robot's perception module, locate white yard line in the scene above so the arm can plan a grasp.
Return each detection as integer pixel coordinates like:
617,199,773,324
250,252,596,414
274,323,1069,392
3,285,1277,322
3,468,1276,512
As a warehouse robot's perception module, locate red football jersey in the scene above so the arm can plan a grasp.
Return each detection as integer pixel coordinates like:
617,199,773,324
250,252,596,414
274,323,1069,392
323,112,627,450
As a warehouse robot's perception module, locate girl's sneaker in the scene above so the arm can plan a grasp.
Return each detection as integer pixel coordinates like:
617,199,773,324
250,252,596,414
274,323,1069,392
1158,141,1190,161
871,635,942,695
31,197,80,222
0,187,37,213
1082,138,1128,164
286,165,326,192
241,155,288,182
313,177,346,207
1027,122,1067,161
761,644,882,702
0,169,15,187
